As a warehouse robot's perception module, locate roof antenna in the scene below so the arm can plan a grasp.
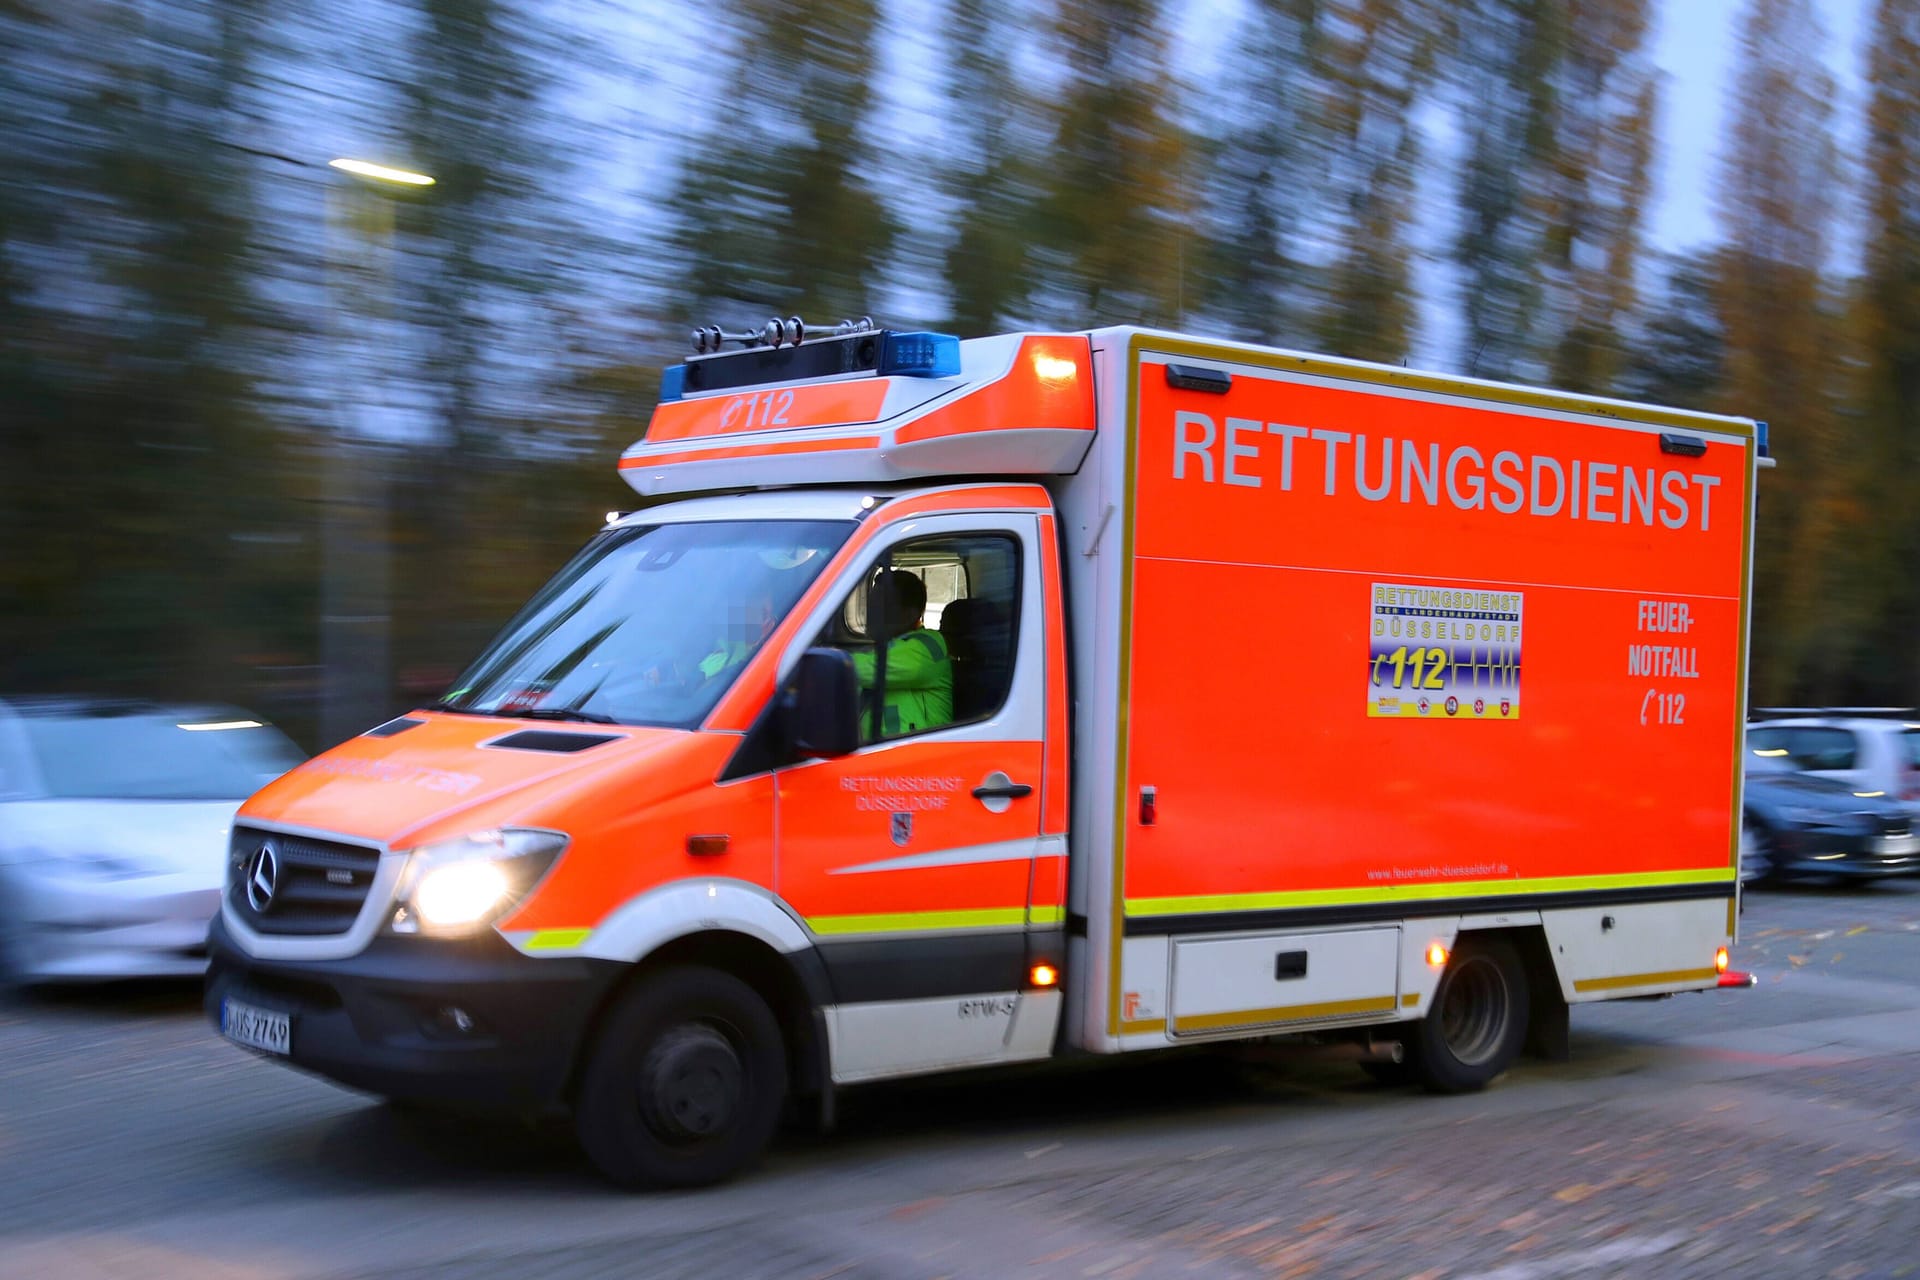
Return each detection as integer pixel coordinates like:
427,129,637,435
1467,338,1488,377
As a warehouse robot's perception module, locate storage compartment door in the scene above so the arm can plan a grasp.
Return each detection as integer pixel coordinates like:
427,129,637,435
1170,927,1401,1036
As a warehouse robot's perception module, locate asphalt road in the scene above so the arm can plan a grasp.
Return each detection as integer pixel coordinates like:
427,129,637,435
3,883,1918,1280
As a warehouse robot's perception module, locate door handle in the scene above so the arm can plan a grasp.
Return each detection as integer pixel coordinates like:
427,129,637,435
972,781,1034,800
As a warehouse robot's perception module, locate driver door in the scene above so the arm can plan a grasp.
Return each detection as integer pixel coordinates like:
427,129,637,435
774,511,1060,1081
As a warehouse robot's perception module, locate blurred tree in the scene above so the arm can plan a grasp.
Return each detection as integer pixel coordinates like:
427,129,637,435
1028,0,1191,326
1617,251,1727,412
1192,0,1322,347
666,0,897,328
1852,0,1920,698
1716,0,1847,703
1452,0,1562,382
0,1,297,703
1312,0,1450,364
394,0,569,670
1449,0,1654,391
940,0,1041,334
1539,1,1656,394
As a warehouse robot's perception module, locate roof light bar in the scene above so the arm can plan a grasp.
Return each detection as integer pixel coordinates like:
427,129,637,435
690,315,875,355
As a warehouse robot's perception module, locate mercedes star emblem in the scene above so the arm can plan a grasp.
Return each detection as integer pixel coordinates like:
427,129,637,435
245,840,281,912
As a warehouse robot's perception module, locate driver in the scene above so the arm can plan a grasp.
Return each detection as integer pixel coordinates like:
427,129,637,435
851,569,953,738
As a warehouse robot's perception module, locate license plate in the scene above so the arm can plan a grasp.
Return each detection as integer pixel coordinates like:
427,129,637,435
221,999,291,1056
1874,833,1920,855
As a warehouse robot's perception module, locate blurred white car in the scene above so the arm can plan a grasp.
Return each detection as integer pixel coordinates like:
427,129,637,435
0,697,305,983
1747,711,1920,819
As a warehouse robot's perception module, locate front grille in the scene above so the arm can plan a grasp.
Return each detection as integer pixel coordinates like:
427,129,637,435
228,827,381,936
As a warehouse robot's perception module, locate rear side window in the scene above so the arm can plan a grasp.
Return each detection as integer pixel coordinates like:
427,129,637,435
1750,726,1859,771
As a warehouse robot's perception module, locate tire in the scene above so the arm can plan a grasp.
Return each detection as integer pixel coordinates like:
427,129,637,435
575,965,787,1190
1740,820,1778,886
0,874,35,995
1406,937,1529,1093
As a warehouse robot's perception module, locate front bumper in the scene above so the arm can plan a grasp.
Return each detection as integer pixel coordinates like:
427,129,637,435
205,914,624,1112
1774,830,1920,878
4,864,217,980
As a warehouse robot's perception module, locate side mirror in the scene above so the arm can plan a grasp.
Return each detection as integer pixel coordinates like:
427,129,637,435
785,648,861,758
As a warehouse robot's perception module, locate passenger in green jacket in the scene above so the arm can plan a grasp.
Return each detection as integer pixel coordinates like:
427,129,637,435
851,570,954,739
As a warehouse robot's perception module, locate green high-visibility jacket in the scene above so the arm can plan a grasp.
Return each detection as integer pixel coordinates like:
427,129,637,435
851,628,953,738
698,639,751,680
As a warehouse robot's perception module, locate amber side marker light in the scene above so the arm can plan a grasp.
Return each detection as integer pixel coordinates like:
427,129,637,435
1715,946,1730,973
1425,943,1449,969
1029,963,1059,988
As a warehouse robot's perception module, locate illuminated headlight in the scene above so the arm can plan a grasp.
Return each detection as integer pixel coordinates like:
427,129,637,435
389,828,567,936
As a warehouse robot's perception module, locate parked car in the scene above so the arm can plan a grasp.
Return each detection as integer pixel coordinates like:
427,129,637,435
1740,746,1919,884
0,697,305,983
1747,711,1920,818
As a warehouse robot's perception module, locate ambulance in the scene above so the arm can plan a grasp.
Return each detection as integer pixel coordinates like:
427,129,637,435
208,319,1765,1187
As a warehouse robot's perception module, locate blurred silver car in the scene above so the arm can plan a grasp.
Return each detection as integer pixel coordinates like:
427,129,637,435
1748,711,1920,820
0,697,305,983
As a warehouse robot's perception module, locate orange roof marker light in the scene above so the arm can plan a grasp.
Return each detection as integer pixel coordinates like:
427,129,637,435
622,323,1098,498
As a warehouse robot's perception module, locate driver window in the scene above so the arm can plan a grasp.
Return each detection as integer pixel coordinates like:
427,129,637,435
815,534,1021,743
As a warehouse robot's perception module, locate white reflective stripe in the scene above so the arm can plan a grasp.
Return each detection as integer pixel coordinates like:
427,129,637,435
830,836,1062,876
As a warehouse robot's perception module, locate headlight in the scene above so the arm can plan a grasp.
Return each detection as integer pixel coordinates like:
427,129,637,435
389,828,567,936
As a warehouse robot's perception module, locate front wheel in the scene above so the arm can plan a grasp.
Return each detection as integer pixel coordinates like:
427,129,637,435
1740,820,1778,886
575,965,787,1190
1406,937,1529,1093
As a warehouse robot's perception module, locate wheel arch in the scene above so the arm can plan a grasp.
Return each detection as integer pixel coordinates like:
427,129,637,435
1450,923,1567,1062
554,879,833,1110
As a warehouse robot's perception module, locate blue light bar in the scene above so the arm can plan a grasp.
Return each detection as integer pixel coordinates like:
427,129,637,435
1755,420,1769,457
659,364,687,402
879,331,961,378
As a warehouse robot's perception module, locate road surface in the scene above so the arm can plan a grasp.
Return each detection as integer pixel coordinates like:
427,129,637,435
3,882,1917,1279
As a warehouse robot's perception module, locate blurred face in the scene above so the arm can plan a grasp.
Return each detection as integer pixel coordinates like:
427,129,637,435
723,593,776,646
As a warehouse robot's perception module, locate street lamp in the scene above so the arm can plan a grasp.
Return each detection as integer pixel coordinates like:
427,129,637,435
318,156,435,749
327,158,435,187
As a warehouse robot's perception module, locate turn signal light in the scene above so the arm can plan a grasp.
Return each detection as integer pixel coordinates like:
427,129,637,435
1029,963,1059,988
1715,946,1730,973
1426,943,1449,968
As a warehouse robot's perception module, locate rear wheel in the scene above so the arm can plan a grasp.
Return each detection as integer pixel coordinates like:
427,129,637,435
1406,937,1529,1093
575,965,787,1189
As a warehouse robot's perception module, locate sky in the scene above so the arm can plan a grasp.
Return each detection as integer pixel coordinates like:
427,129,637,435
1650,0,1869,259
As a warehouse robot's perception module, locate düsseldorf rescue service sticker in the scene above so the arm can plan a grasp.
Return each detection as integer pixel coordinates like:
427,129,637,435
1368,582,1522,720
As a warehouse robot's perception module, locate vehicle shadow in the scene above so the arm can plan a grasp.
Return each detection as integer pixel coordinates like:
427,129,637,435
1748,878,1920,899
255,1037,1642,1196
1,977,204,1018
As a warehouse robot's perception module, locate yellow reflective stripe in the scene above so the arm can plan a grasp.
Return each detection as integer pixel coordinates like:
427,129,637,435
1126,868,1736,918
1573,967,1718,993
1173,995,1397,1034
805,907,1029,936
522,928,592,951
1027,905,1065,926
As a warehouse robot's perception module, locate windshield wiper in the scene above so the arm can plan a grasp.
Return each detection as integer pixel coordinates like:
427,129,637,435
508,706,621,726
422,701,619,725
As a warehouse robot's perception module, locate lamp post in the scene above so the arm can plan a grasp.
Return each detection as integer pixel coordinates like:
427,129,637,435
318,157,434,749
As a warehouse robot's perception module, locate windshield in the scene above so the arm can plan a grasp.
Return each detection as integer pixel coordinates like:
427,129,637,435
440,519,852,728
24,714,306,800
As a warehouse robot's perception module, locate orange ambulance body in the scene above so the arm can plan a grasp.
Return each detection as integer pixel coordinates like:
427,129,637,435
209,323,1764,1186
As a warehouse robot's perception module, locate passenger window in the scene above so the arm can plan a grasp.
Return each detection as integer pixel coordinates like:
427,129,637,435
818,534,1021,743
1788,727,1859,771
